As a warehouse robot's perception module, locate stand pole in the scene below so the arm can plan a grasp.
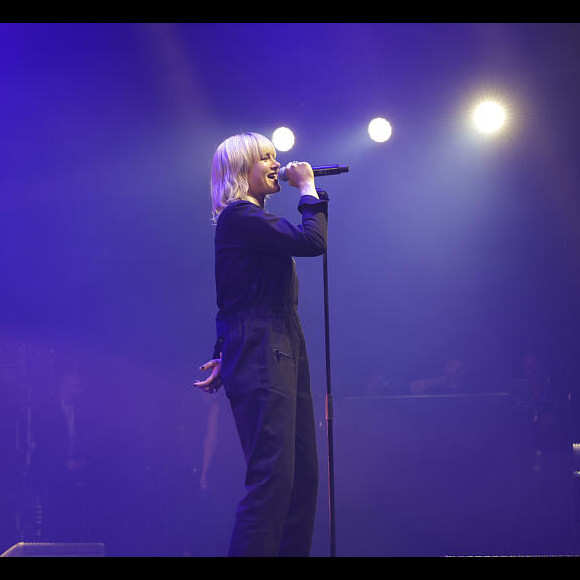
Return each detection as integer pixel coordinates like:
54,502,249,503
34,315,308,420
323,246,337,557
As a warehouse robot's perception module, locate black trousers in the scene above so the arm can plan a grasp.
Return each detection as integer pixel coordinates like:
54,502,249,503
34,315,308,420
217,309,319,557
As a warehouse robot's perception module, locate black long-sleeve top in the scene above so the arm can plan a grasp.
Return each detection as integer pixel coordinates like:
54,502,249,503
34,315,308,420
214,193,329,329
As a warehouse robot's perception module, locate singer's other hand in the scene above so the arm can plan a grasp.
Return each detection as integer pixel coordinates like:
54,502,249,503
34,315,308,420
193,358,222,393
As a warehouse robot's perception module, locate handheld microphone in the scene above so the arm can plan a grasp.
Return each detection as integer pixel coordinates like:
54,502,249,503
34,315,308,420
278,163,349,181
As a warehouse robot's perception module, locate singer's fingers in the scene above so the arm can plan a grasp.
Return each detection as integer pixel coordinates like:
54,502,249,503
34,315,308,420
290,161,312,171
199,358,220,371
193,377,212,388
283,162,314,189
193,374,221,390
208,364,221,380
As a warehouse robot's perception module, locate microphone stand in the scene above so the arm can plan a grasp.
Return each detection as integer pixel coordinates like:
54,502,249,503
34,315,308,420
318,188,337,557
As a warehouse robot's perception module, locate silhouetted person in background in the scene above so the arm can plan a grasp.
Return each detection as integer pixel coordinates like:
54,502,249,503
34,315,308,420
508,353,568,473
409,357,471,395
32,367,93,541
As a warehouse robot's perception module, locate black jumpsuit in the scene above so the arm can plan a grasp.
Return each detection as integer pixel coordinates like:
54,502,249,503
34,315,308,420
214,193,328,557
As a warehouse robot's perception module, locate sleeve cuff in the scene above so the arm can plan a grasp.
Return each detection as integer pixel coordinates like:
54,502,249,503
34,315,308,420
298,189,329,214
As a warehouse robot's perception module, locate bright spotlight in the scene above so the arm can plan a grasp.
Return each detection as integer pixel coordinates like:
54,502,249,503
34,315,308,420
472,100,507,134
368,117,392,143
272,127,295,151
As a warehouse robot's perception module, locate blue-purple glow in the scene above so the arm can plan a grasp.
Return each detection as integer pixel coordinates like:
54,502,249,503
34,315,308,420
1,22,579,557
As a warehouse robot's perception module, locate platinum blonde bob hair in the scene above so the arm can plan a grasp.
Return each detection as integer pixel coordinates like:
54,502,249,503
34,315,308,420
210,132,276,220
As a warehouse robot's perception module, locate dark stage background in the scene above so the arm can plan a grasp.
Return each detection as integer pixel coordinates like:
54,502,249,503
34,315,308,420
1,23,580,556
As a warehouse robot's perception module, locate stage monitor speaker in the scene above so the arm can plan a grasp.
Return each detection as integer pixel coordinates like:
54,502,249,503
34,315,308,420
0,542,105,557
335,393,574,556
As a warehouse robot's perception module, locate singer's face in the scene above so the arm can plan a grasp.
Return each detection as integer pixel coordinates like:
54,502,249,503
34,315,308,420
248,150,281,200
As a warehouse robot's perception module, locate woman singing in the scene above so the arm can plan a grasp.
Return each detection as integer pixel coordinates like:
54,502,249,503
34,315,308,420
194,132,328,557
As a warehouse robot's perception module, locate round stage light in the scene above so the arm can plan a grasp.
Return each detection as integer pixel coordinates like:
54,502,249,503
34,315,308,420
472,100,507,134
272,127,295,151
368,117,392,143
